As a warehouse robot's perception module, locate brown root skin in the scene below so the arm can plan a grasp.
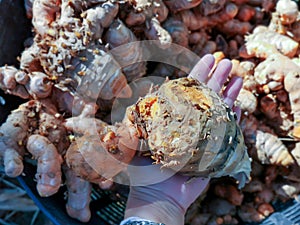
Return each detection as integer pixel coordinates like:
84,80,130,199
125,0,168,26
144,17,172,46
64,117,108,136
65,120,137,185
162,18,189,48
243,26,299,58
126,77,251,187
63,165,92,222
0,102,35,177
214,184,244,206
0,99,67,194
81,2,119,42
20,43,43,73
240,114,294,166
238,203,266,223
26,134,63,197
0,66,53,100
164,0,202,13
32,0,61,36
105,19,147,82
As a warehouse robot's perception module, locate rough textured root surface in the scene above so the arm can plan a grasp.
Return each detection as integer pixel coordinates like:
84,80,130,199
240,114,295,167
105,19,147,82
65,122,137,185
126,77,251,188
57,43,131,101
63,165,92,223
0,101,38,177
26,134,63,197
243,26,299,58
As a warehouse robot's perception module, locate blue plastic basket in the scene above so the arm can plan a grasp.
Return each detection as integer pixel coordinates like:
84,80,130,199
17,163,128,225
15,161,300,225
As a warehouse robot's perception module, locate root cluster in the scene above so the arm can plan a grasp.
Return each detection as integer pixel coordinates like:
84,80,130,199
1,0,300,224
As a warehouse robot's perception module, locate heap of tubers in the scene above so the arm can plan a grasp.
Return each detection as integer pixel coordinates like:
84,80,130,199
0,0,300,224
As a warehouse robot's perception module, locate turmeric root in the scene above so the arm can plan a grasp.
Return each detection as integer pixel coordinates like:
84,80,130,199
275,0,299,25
63,165,92,222
105,19,147,82
0,103,34,177
65,121,137,186
26,134,63,197
126,77,251,187
0,66,53,100
164,0,202,13
283,59,300,139
242,26,299,58
0,100,68,197
237,203,265,223
32,0,60,36
240,114,294,166
59,43,132,102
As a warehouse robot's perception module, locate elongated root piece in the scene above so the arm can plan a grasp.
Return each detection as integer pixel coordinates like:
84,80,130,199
63,166,92,222
26,134,63,197
240,114,294,166
0,102,36,177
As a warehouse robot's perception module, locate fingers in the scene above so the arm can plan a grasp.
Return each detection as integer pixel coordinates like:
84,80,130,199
223,76,243,108
188,54,215,82
206,59,232,93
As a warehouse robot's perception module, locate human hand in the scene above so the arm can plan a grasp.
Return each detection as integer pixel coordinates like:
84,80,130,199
123,54,243,225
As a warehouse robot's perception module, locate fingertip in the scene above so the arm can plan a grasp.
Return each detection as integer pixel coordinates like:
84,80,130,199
207,58,232,92
223,76,243,108
189,54,215,82
219,58,233,68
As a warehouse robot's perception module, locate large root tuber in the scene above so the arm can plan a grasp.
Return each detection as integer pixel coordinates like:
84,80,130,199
126,77,251,187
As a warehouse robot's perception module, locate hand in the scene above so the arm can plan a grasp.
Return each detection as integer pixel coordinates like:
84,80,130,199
123,54,243,225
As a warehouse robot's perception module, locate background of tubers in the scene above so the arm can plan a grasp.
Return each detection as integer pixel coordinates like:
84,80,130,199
1,0,300,224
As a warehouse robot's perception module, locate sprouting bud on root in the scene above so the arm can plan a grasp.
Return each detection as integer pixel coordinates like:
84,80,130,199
126,77,251,188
